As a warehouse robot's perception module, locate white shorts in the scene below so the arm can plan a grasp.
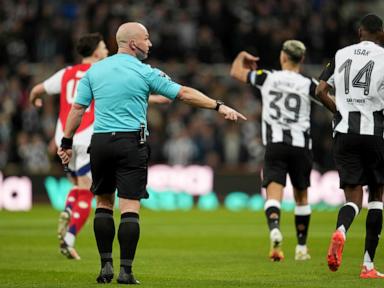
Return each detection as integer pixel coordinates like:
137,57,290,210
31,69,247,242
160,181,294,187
68,145,91,178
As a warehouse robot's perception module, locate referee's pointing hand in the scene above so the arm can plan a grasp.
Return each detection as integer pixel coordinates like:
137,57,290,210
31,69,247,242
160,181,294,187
218,105,247,121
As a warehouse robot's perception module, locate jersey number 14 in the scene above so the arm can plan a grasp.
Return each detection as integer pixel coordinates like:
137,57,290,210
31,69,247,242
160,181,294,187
339,59,375,96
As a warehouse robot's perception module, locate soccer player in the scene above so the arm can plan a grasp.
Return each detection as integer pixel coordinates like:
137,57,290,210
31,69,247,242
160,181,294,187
316,14,384,278
29,33,109,259
230,40,332,261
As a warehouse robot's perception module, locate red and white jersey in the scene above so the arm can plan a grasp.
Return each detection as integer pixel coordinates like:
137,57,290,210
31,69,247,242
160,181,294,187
43,63,94,146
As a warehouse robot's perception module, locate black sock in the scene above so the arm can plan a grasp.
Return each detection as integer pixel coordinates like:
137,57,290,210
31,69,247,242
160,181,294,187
364,205,383,263
264,200,281,231
294,205,311,245
336,202,359,233
118,212,140,274
94,208,115,267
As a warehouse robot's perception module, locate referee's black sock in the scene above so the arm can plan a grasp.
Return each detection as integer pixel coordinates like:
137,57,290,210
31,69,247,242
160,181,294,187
294,205,311,245
94,208,115,267
118,212,140,274
336,202,359,235
363,202,383,267
264,199,281,231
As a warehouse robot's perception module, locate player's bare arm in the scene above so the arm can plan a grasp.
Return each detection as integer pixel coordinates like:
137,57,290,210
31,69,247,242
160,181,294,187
177,86,247,121
29,83,46,107
315,81,337,113
230,51,259,83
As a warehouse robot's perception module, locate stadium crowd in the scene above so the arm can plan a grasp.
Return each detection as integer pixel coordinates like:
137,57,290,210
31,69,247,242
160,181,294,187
0,0,381,175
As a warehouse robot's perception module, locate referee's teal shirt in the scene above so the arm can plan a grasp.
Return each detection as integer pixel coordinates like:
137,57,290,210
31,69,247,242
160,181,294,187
75,53,181,133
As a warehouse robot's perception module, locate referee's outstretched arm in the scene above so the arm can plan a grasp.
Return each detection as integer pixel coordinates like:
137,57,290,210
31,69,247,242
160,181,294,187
177,86,247,121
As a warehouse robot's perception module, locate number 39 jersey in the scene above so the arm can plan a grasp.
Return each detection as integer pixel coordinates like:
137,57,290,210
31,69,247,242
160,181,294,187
324,41,384,136
248,69,318,149
43,63,94,146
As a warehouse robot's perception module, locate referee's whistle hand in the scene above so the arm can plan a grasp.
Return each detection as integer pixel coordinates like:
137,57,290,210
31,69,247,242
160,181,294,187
219,105,247,121
57,147,72,164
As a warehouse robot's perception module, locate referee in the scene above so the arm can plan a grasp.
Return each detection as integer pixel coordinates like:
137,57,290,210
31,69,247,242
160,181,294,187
58,22,246,284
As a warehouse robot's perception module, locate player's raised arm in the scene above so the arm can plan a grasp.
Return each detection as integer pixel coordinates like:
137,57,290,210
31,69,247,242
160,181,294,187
30,68,65,107
29,83,45,107
230,51,259,83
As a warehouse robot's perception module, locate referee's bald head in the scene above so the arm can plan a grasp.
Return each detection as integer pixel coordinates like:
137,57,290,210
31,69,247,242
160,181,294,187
116,22,151,60
116,22,147,48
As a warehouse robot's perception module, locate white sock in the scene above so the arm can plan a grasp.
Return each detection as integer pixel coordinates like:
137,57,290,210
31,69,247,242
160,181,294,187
296,244,307,249
270,228,283,242
296,244,307,253
363,251,374,270
336,225,346,240
64,232,76,247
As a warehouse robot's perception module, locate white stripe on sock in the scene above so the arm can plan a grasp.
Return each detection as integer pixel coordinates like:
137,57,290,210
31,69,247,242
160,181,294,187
264,199,281,210
294,205,311,215
344,202,359,217
367,201,383,210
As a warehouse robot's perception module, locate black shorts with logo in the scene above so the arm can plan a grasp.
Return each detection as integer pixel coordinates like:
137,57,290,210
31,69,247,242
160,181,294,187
90,132,150,200
333,133,384,188
262,143,313,189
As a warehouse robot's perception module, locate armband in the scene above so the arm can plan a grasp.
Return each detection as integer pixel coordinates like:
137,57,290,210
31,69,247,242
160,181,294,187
60,137,73,149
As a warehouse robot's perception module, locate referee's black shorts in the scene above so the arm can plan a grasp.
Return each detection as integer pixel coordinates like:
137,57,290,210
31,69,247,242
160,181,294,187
333,132,384,188
89,132,150,200
262,143,312,190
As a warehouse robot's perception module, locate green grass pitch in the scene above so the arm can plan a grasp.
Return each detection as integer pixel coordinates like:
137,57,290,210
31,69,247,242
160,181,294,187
0,205,383,287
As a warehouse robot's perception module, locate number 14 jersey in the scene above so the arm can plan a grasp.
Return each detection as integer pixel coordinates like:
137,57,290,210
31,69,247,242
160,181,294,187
43,63,94,146
324,41,384,136
248,69,318,149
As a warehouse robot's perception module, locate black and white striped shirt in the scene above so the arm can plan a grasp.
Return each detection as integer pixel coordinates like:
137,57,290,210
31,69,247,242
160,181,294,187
320,41,384,136
248,69,318,149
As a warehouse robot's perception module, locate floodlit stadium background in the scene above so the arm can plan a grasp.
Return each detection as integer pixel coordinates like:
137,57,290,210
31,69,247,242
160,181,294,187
2,2,384,288
0,1,383,210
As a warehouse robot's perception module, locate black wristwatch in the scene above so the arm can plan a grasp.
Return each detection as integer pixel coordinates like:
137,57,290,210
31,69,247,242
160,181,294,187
214,100,224,111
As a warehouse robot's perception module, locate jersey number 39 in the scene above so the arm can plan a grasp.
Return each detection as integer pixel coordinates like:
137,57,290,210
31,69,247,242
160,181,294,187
269,91,301,123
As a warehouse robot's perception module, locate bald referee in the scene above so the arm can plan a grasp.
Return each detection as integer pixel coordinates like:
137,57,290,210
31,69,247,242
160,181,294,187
58,22,246,284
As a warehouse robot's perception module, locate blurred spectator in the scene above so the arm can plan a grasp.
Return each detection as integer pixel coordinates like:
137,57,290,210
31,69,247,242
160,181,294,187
163,128,198,165
17,132,50,173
